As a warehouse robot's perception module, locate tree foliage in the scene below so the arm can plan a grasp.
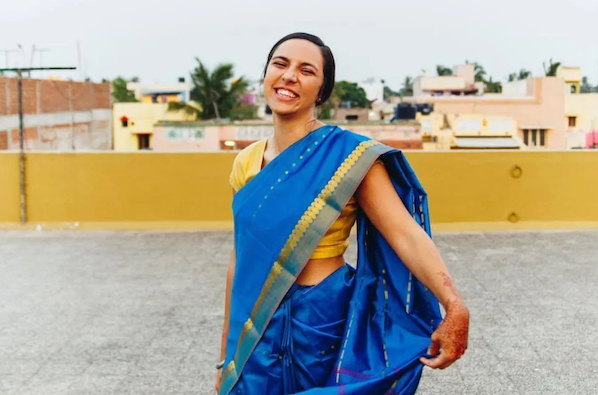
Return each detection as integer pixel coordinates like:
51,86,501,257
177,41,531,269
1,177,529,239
507,69,532,82
167,101,202,119
111,76,138,103
581,76,598,93
335,81,371,108
383,85,401,101
229,104,259,120
436,65,453,76
400,76,414,97
189,58,248,120
543,58,561,77
484,77,502,93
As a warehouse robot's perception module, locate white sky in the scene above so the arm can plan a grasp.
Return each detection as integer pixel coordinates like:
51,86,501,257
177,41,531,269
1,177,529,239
2,0,598,89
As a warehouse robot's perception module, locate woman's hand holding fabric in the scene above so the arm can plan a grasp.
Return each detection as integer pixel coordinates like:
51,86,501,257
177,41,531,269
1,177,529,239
419,301,469,369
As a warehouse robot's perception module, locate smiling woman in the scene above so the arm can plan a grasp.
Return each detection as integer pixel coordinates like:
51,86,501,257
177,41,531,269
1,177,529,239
215,33,470,395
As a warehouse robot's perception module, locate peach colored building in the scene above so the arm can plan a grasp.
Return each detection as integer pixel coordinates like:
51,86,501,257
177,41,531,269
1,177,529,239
406,77,566,149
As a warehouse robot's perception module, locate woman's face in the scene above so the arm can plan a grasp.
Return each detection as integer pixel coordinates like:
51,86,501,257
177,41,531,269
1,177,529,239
263,39,325,117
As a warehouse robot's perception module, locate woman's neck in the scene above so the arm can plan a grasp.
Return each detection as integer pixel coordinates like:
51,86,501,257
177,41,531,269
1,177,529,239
271,110,322,153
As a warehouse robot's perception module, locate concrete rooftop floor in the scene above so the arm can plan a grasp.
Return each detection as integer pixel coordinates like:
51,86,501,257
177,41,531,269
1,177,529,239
0,229,597,395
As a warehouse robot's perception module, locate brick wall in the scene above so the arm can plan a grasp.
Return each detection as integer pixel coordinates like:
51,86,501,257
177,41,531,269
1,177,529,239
0,131,7,149
0,77,110,116
0,77,112,150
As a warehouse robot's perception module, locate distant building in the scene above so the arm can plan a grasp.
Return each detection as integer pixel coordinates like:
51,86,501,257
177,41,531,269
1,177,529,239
127,79,192,104
0,77,111,150
420,113,524,150
413,64,484,97
558,66,598,149
113,102,197,151
408,65,598,150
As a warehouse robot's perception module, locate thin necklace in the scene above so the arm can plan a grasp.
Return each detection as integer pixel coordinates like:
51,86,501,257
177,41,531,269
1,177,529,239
271,118,319,156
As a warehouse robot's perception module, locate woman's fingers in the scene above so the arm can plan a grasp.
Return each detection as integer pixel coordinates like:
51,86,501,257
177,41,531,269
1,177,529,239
419,349,455,369
427,339,440,356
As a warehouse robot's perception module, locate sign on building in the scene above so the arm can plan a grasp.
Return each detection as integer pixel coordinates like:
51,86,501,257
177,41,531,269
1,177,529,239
166,127,205,140
236,126,274,141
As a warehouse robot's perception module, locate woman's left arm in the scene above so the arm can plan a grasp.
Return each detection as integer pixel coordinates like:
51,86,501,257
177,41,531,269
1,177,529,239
355,161,470,370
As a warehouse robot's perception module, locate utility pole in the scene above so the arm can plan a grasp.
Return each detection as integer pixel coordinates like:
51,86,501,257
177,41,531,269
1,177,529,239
0,66,76,225
0,49,19,74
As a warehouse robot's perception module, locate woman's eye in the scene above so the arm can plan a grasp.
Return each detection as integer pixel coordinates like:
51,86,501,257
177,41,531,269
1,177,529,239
302,69,314,75
273,62,285,67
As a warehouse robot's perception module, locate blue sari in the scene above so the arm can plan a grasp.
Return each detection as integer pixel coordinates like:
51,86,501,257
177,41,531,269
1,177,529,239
221,125,442,395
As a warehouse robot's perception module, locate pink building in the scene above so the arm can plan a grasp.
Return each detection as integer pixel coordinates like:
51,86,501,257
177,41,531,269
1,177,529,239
151,122,422,151
406,77,567,149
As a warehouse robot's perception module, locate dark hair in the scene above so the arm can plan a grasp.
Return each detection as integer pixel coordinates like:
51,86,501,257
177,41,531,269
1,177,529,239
263,32,335,107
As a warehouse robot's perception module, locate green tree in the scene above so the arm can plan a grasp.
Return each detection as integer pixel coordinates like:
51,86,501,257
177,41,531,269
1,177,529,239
167,101,202,119
484,77,502,93
335,81,370,108
111,76,138,103
229,104,258,120
581,76,596,93
465,60,486,82
318,88,340,119
383,85,401,101
543,58,561,77
507,69,532,82
189,58,248,120
400,76,414,97
436,65,453,76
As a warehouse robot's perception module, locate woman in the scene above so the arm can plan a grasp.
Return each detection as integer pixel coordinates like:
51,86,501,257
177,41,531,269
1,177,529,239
215,33,469,395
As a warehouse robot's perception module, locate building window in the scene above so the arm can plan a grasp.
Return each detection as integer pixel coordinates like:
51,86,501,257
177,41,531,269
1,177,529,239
120,116,129,127
568,116,577,127
137,134,151,150
523,129,546,147
539,129,545,146
570,85,577,94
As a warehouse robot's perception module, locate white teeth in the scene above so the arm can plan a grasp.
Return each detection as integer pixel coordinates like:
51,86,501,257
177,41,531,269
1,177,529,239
277,89,297,98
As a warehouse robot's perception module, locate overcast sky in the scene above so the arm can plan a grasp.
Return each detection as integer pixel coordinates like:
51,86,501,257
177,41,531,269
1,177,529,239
2,0,598,89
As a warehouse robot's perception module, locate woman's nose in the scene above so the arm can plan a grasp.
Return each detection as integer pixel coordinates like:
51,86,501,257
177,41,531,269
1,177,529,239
281,68,297,83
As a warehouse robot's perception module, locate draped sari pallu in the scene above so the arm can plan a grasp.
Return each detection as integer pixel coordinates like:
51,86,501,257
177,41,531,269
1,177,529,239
221,125,442,395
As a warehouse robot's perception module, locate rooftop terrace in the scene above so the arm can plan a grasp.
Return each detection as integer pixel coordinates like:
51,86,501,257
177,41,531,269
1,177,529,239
0,229,596,394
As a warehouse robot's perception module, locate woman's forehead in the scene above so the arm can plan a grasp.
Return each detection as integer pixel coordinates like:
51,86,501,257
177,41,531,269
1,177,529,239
272,39,323,67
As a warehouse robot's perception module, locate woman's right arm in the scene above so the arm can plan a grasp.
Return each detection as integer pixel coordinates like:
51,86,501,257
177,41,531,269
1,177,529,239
215,248,235,392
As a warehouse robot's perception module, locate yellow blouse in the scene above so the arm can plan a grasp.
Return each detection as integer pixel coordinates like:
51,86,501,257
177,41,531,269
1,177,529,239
229,139,357,259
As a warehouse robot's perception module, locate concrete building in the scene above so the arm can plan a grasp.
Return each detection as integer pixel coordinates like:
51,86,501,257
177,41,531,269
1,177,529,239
116,121,424,152
409,65,598,150
559,67,598,149
413,64,485,97
420,113,523,150
113,102,196,151
407,76,566,149
127,80,192,104
0,77,111,150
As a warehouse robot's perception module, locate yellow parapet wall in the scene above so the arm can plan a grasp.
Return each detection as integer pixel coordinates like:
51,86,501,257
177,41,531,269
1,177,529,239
1,150,597,231
0,153,20,223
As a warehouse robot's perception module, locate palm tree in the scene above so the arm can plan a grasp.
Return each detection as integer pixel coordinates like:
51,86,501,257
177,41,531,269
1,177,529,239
518,69,532,80
543,59,561,77
167,101,202,119
401,76,414,96
484,77,502,93
507,69,532,82
465,60,486,82
436,65,453,76
189,58,248,120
